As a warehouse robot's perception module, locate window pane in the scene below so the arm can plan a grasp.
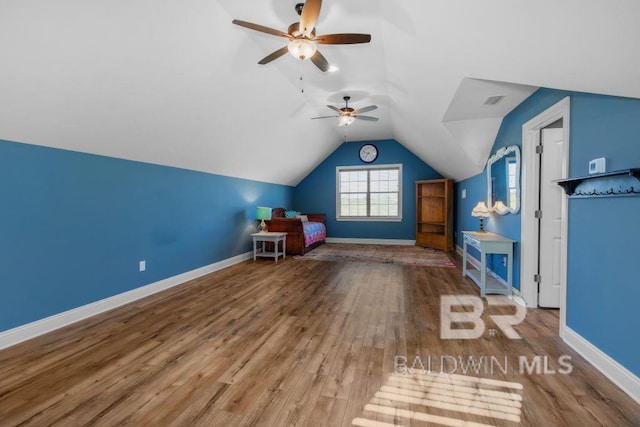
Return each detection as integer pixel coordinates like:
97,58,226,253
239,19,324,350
371,191,399,217
339,172,351,193
388,194,398,216
341,193,367,216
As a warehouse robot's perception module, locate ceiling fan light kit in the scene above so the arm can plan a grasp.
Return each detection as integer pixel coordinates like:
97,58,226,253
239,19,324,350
339,115,356,127
287,38,317,60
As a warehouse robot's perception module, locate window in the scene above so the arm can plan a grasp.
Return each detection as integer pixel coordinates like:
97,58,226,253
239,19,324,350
336,164,402,221
506,157,518,208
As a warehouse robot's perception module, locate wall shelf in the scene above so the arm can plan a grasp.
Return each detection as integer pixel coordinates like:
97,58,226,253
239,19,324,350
555,169,640,197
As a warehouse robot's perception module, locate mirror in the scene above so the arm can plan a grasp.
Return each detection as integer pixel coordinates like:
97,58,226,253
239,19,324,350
487,145,521,215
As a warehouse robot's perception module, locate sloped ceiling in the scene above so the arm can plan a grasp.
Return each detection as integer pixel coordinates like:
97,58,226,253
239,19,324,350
1,1,639,185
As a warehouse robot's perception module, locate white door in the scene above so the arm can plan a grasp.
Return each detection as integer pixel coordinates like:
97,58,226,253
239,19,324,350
538,127,565,308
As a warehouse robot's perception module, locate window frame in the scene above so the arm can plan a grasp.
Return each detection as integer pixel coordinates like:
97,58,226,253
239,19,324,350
335,164,403,222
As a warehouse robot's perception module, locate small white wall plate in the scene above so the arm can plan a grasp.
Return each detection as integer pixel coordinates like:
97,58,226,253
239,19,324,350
589,157,606,174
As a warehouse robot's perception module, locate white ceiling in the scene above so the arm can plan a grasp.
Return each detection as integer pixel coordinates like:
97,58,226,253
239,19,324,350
1,1,639,185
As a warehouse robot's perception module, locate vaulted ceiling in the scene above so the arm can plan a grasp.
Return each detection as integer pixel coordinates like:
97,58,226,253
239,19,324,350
1,1,639,186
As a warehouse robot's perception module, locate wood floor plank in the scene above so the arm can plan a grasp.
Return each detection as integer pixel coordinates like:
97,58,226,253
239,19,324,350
0,253,639,426
341,346,385,427
309,395,349,426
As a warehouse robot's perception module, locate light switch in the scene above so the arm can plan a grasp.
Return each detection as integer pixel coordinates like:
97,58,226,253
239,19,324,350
589,157,606,174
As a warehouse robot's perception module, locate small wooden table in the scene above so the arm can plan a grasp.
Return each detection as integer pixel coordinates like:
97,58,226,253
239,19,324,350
462,231,515,298
251,232,287,263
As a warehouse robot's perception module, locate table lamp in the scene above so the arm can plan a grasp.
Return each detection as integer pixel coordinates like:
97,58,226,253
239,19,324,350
492,200,509,215
471,201,490,232
256,206,272,233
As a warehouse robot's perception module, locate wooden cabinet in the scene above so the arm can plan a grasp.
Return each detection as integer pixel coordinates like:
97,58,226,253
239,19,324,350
416,179,454,252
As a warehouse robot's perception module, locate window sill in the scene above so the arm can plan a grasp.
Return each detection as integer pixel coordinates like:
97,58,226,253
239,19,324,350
336,217,402,222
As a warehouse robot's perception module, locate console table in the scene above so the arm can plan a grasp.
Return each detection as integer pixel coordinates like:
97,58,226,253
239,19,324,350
251,232,287,263
462,231,515,298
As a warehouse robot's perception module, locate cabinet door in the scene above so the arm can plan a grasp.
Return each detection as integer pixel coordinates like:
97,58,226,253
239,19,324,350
420,233,446,250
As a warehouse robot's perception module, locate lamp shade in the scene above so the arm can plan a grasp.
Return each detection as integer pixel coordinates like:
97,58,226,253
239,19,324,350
287,38,317,60
256,206,272,221
492,200,509,215
471,201,490,218
338,115,356,127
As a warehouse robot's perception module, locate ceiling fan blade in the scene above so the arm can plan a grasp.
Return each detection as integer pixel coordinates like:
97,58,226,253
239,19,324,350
300,0,322,37
354,105,378,114
232,19,291,39
310,50,329,72
326,105,342,113
258,46,289,65
356,115,379,121
311,115,339,120
315,33,372,45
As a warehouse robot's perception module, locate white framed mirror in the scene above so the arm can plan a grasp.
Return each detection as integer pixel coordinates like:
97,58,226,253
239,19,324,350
487,145,521,215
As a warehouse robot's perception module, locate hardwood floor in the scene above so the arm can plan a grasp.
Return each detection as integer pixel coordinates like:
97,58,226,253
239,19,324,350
1,254,639,426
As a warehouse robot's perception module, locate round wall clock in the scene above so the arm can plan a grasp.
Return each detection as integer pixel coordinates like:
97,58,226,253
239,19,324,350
359,144,378,163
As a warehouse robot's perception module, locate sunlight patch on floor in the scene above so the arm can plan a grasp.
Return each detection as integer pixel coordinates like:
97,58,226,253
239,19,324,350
353,372,523,426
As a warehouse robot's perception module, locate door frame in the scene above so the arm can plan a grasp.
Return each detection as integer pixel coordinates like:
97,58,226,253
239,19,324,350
520,96,570,337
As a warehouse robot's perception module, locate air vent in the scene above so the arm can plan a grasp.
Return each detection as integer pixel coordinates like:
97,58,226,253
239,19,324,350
483,95,506,106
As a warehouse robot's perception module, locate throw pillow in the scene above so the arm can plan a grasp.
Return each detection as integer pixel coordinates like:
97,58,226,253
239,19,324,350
284,210,300,218
297,214,309,222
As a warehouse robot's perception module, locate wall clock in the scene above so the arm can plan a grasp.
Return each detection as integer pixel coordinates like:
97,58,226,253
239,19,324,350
359,144,378,163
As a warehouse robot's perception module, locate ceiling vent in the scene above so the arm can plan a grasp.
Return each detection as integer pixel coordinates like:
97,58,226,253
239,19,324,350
483,95,506,106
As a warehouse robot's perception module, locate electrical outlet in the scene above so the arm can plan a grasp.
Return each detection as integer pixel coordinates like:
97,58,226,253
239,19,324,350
461,189,466,199
139,260,146,272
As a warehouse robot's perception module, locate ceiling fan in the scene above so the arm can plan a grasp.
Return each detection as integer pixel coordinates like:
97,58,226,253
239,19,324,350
232,0,371,72
312,96,378,126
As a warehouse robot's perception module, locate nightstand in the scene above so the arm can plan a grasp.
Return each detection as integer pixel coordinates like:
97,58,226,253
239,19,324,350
251,232,287,263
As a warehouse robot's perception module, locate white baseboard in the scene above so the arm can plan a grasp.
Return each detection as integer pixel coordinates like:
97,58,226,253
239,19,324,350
0,251,253,350
563,327,640,404
456,245,524,306
325,237,416,245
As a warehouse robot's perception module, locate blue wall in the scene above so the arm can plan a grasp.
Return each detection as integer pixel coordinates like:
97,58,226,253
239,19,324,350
0,139,293,332
455,88,640,377
293,139,442,240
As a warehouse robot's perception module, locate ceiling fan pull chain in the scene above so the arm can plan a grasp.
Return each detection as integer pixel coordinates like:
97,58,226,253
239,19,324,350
299,61,305,93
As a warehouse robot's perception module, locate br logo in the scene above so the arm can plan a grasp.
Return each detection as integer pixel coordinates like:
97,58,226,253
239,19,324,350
440,295,526,340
